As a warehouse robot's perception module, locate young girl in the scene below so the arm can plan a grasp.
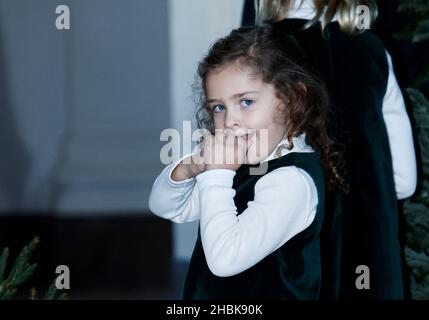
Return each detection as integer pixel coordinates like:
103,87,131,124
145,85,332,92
149,24,347,299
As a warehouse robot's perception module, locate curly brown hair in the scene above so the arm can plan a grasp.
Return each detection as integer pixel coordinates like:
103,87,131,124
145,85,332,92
195,23,349,193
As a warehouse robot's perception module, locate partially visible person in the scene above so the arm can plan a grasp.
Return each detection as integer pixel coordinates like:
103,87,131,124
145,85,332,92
243,0,417,299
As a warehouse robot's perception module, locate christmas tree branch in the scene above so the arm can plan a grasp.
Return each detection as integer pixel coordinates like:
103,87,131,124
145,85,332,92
0,237,69,300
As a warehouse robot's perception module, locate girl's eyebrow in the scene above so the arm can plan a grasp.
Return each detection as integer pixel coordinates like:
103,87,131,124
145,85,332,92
207,91,259,103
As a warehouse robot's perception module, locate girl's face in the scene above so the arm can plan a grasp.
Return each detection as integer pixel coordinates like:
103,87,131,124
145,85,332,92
205,61,287,164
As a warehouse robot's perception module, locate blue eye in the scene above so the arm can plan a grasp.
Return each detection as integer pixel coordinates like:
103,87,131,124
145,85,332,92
212,104,225,113
240,99,254,107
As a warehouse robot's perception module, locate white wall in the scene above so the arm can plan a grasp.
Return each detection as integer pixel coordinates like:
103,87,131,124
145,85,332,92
54,0,170,215
168,0,245,260
0,0,171,215
0,0,66,212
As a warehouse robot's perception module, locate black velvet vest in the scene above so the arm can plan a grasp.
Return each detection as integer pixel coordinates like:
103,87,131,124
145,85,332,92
182,151,325,300
269,19,404,299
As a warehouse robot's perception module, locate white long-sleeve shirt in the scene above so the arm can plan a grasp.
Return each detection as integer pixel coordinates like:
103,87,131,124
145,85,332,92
149,133,319,277
286,0,417,199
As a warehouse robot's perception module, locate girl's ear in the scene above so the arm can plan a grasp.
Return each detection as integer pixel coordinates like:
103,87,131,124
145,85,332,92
273,100,288,125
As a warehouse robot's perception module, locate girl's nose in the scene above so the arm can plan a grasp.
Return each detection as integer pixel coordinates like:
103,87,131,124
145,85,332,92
224,109,241,130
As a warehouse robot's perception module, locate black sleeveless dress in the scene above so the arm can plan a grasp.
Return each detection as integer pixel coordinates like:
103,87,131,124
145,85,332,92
267,18,404,299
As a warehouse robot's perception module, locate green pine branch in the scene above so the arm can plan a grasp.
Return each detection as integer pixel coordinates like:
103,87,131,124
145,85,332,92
0,237,39,300
402,86,429,299
394,0,429,43
397,1,429,297
407,88,429,180
0,237,69,300
41,277,69,300
398,0,429,15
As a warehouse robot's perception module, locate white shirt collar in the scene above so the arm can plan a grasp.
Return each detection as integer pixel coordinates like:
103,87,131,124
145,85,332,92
261,132,314,163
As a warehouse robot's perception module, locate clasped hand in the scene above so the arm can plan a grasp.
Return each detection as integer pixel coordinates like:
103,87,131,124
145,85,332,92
193,129,249,172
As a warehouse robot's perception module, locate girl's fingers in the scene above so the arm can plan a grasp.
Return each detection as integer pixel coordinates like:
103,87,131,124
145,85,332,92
202,132,248,166
236,135,247,163
192,144,204,164
222,128,234,136
215,131,226,144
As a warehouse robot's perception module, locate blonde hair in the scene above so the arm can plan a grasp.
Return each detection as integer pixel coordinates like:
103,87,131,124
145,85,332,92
255,0,378,35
